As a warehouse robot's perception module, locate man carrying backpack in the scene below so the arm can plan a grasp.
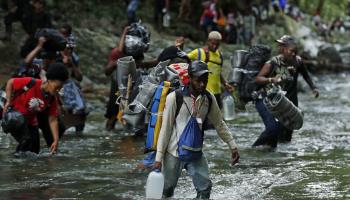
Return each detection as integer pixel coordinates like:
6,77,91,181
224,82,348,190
253,35,319,147
187,31,233,108
2,63,69,155
153,60,239,199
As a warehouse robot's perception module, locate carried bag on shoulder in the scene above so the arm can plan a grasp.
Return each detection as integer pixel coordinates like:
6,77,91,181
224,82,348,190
176,89,204,162
1,78,36,133
1,107,25,133
177,115,204,162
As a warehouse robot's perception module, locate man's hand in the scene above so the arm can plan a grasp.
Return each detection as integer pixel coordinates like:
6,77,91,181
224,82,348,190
153,161,162,170
50,140,58,154
231,148,240,166
224,82,235,93
271,76,282,84
3,102,10,115
37,36,46,48
312,89,319,98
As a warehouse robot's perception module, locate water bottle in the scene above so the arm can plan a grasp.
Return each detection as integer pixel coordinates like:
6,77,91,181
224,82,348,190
145,169,164,199
163,12,171,28
222,92,235,121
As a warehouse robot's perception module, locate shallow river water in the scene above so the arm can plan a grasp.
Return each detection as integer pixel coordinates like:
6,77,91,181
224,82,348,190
0,73,349,200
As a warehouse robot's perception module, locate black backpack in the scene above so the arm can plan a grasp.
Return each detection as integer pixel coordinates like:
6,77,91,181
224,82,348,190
237,44,271,102
35,28,67,52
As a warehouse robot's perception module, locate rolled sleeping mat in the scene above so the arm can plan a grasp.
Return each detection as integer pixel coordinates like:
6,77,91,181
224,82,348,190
116,56,137,96
122,104,145,128
131,81,158,109
263,92,304,130
231,50,249,68
227,67,243,84
148,60,170,84
165,66,180,82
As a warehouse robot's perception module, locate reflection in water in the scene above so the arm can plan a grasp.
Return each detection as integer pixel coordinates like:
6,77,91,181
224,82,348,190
0,74,349,199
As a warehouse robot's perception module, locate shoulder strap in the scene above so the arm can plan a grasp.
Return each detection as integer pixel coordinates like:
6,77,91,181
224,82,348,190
203,90,212,118
13,78,36,98
203,47,210,63
218,50,223,65
175,89,183,118
197,48,201,61
175,89,213,119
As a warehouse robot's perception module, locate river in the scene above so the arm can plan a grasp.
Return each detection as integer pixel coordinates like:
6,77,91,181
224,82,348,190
0,73,349,200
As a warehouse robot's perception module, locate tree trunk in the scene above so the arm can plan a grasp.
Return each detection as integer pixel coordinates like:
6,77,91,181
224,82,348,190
316,0,325,15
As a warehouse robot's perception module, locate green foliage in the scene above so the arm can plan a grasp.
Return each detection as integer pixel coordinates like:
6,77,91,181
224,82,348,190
298,0,348,20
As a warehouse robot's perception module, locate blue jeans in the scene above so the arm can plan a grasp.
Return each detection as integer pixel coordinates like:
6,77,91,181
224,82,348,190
253,99,282,147
162,153,212,199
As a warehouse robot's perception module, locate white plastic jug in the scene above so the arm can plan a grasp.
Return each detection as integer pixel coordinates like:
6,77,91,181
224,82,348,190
145,170,164,199
163,12,171,28
222,92,235,121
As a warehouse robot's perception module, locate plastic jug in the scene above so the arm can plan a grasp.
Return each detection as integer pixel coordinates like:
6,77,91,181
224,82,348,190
222,92,235,121
145,169,164,199
163,12,171,28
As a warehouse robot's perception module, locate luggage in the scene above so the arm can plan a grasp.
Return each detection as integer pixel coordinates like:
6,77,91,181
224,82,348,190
35,28,67,52
263,89,304,130
236,44,271,102
145,81,172,152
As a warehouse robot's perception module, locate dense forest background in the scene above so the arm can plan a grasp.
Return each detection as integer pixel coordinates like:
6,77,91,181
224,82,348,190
0,0,349,84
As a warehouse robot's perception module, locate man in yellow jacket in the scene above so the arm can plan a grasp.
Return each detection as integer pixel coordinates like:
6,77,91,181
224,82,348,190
187,31,233,107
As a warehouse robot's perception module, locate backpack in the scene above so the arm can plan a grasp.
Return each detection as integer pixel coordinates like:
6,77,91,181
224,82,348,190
237,44,271,102
145,81,173,153
144,86,212,153
197,47,223,66
1,78,36,130
175,88,212,162
35,28,67,52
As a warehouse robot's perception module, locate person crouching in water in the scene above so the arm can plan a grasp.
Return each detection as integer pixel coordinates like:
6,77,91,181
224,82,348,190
3,63,69,155
253,35,319,148
153,60,240,199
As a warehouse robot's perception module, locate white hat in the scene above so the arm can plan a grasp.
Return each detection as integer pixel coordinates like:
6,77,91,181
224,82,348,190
208,31,222,40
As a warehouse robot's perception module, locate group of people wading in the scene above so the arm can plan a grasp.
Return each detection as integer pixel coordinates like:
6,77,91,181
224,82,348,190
1,19,319,199
100,21,319,198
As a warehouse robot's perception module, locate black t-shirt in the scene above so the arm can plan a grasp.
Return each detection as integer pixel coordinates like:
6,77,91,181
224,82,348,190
268,55,315,104
157,45,190,63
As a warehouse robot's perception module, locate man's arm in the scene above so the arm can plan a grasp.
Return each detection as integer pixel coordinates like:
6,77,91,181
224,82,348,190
24,36,46,64
221,74,234,92
104,61,117,76
3,79,14,114
118,26,129,53
48,115,59,154
207,94,239,165
187,49,199,61
299,61,319,97
256,63,281,85
155,92,177,163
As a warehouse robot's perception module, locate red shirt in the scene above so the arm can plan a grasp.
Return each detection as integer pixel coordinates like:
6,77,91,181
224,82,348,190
108,48,124,62
12,77,58,125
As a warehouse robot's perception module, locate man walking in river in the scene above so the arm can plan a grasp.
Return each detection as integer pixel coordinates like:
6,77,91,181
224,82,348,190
253,35,319,148
153,60,239,199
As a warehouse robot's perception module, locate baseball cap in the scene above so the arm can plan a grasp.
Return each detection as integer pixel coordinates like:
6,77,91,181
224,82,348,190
188,60,210,77
276,35,296,46
208,31,222,40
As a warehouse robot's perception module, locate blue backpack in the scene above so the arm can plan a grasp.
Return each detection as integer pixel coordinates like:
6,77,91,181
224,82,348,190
175,88,212,162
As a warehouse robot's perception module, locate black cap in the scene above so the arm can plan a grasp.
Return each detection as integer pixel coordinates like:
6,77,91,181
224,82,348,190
188,60,210,77
276,35,296,46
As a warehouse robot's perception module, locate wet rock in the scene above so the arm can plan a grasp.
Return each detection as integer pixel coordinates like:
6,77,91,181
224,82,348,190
317,44,342,64
339,45,350,64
